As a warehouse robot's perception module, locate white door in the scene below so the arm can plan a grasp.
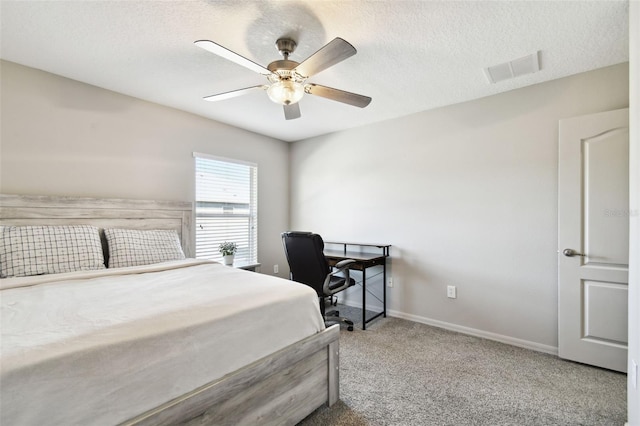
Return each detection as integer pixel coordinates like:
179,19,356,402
558,108,629,373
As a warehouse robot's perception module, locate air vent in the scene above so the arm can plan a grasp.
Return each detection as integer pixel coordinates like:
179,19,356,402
484,51,540,84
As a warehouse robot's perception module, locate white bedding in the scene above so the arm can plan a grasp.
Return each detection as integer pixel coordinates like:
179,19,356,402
0,259,325,425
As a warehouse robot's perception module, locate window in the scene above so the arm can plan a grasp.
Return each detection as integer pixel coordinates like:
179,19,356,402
194,153,257,264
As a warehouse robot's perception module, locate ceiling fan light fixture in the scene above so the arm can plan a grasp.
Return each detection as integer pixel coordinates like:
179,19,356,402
266,80,305,105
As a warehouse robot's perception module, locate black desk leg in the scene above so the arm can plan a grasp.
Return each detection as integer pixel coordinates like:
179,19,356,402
383,262,387,318
362,268,367,330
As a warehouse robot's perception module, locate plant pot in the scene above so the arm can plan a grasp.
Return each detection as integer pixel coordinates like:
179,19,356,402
223,254,234,265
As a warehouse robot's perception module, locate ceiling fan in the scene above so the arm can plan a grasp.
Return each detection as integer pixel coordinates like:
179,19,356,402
194,37,372,120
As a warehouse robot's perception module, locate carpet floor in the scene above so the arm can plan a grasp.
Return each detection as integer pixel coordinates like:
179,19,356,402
298,307,627,426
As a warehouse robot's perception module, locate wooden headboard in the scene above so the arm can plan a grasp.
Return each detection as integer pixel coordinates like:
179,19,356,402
0,194,194,258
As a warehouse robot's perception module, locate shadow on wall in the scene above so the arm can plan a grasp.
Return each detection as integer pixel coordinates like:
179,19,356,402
337,246,437,315
386,248,438,314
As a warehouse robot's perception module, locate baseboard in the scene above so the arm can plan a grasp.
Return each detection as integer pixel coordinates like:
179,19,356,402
338,300,558,355
355,306,558,356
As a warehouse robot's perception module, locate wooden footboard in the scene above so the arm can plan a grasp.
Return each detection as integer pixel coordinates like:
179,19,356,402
121,324,340,426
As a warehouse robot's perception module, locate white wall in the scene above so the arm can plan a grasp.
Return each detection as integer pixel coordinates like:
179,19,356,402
628,1,639,423
290,63,629,351
0,60,290,277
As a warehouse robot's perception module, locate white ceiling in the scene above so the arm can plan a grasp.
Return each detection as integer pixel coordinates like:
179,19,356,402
0,1,629,142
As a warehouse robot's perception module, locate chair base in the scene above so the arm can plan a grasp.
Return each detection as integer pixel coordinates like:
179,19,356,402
325,309,354,331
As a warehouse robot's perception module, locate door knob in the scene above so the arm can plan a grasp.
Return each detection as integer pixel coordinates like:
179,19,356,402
562,248,586,257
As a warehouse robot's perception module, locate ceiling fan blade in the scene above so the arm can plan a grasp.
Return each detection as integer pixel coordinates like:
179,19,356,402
194,40,273,76
203,85,267,102
305,84,372,108
283,103,301,120
294,37,356,78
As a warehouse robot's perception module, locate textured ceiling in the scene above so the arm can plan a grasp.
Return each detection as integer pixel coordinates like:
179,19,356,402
0,1,629,142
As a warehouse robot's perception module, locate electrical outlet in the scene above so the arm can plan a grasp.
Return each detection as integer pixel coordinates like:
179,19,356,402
273,264,279,274
447,285,457,299
388,277,394,288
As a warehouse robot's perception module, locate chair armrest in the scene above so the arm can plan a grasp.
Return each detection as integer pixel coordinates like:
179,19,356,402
334,259,356,270
323,259,356,295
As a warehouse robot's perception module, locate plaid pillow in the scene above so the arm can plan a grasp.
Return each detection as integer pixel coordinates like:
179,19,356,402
0,225,105,278
104,228,185,268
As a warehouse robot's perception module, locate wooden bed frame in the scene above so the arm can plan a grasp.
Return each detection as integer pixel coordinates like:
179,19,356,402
0,194,340,425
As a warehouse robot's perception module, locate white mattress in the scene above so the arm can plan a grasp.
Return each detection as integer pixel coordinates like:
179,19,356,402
0,259,325,425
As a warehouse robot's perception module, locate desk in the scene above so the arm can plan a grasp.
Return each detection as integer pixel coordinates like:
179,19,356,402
324,242,391,330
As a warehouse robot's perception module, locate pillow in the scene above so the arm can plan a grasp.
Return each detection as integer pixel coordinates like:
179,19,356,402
104,228,185,268
0,225,105,278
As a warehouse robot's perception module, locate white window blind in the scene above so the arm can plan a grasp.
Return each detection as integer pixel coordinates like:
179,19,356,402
194,153,257,264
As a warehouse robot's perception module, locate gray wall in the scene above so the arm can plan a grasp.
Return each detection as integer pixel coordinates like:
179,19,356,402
0,60,290,278
290,63,629,352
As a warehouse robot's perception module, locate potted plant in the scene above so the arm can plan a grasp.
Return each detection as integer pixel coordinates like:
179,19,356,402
219,241,237,265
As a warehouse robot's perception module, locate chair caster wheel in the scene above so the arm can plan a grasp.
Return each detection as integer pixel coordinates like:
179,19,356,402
347,326,354,331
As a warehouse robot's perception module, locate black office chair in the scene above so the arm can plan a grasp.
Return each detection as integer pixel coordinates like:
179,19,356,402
281,231,356,331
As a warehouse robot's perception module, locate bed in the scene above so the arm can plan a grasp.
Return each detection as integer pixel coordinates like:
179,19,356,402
0,194,340,426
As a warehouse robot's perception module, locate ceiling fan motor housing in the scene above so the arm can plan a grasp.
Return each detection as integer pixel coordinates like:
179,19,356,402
267,60,300,75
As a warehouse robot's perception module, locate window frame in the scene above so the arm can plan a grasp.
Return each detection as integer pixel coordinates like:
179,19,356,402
193,152,258,264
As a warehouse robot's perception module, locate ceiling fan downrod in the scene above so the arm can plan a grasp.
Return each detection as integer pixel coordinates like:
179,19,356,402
275,38,297,59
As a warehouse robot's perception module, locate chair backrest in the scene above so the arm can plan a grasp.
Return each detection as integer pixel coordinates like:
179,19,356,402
281,231,330,296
